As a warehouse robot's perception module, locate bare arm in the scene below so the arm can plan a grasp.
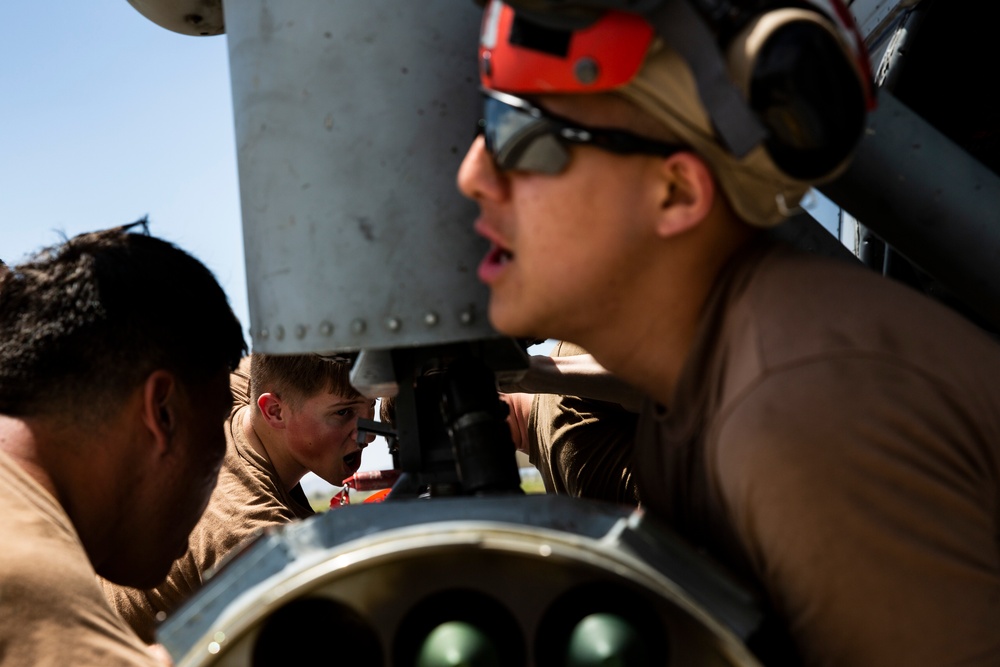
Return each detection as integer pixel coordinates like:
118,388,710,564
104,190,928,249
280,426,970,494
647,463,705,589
497,354,644,413
498,392,534,454
146,643,174,666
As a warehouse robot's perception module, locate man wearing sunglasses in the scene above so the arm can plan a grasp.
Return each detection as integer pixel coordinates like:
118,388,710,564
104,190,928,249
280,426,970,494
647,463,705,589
459,1,1000,665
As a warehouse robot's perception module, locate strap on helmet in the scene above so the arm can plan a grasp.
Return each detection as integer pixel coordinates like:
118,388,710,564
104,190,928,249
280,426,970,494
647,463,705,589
647,0,767,156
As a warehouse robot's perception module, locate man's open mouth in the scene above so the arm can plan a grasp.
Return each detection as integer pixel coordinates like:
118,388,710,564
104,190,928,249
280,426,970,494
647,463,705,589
478,243,514,284
341,450,363,476
490,244,513,265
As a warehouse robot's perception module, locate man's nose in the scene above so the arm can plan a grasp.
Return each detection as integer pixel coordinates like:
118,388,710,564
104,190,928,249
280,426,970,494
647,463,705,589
457,135,508,203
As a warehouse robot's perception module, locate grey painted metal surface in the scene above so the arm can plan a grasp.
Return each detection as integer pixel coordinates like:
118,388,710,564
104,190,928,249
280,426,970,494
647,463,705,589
125,0,224,36
158,496,767,666
224,0,498,354
821,90,1000,330
847,0,921,48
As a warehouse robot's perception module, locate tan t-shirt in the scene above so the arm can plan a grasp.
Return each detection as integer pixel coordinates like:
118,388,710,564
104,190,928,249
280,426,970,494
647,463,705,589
0,450,160,666
528,341,639,505
102,358,315,643
636,238,1000,666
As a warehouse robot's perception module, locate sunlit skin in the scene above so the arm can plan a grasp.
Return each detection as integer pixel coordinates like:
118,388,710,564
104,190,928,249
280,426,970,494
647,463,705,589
458,93,750,404
7,367,236,589
499,392,532,454
461,115,661,343
0,367,229,667
248,390,376,491
126,370,234,586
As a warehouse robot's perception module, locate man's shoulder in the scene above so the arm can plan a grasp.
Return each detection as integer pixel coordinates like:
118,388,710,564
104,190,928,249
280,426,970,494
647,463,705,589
1,515,92,594
735,243,1000,371
0,516,159,666
191,457,303,567
745,240,880,302
0,452,79,553
229,356,253,407
699,241,1000,443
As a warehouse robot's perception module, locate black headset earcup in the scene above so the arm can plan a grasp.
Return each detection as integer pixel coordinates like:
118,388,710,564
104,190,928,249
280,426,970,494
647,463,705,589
734,12,867,180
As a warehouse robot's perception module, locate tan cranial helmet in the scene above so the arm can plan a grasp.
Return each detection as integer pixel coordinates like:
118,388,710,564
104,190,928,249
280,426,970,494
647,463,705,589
478,0,873,227
618,35,803,227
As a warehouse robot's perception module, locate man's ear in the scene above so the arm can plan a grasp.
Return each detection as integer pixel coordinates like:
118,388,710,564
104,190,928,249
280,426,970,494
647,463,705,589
141,370,177,455
257,393,286,429
653,153,716,238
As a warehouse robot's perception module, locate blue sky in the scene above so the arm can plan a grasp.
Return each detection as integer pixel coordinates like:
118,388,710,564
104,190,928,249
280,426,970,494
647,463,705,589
0,1,374,493
1,2,840,330
2,2,563,495
1,2,834,497
0,2,551,496
2,1,247,335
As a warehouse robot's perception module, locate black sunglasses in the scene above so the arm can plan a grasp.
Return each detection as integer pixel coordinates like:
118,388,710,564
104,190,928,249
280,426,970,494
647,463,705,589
479,89,687,174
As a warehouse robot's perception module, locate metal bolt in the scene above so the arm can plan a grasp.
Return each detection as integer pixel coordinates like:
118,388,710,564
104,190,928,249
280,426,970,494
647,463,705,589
574,57,599,85
424,312,439,326
294,324,307,339
274,325,285,341
385,317,401,332
459,309,474,325
319,321,334,336
351,319,367,335
258,328,269,340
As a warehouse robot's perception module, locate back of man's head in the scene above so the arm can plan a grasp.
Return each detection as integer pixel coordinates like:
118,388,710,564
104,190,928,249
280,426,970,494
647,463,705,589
476,0,873,226
0,225,247,424
249,353,361,406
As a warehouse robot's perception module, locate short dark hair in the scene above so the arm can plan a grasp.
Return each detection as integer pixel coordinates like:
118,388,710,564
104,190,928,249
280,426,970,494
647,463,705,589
249,353,361,405
0,226,247,421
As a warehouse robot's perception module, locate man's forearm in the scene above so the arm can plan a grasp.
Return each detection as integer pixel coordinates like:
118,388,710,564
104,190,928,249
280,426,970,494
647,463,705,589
498,354,644,412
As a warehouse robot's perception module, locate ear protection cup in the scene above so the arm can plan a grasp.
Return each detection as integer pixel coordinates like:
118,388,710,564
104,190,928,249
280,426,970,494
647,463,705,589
482,0,872,181
726,7,867,179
